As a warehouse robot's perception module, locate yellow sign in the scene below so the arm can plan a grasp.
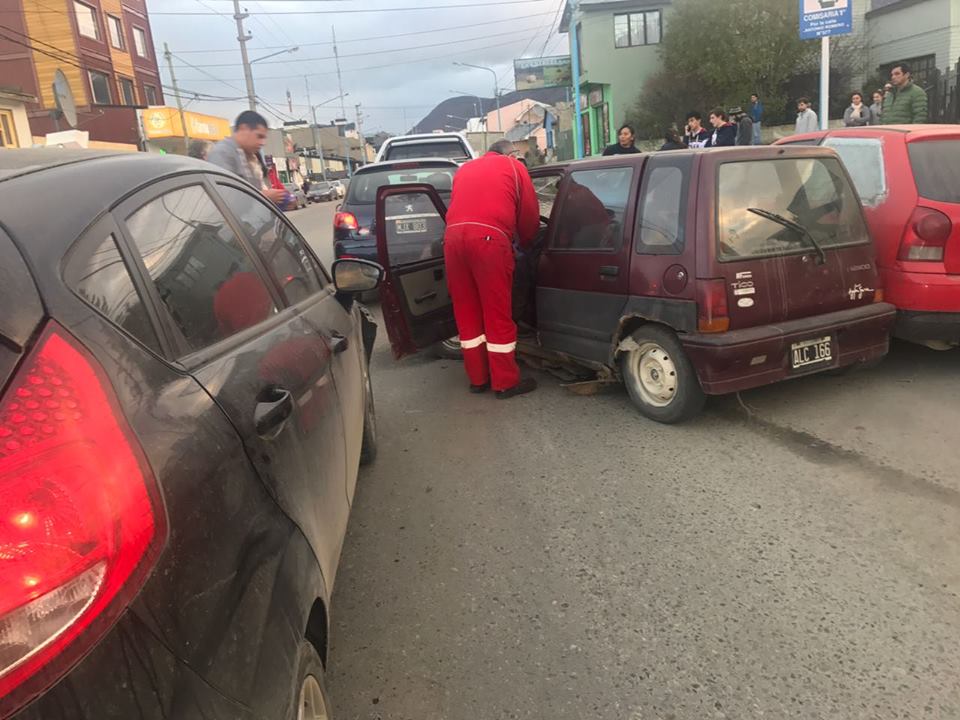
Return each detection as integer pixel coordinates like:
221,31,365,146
142,108,231,141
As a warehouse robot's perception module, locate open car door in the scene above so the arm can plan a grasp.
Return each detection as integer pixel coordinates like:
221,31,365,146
375,183,457,358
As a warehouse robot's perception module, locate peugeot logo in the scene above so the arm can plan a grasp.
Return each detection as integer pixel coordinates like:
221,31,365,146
405,204,414,213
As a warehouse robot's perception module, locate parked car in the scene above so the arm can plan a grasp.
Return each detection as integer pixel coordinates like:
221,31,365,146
373,146,896,423
334,158,458,264
374,132,476,164
283,182,308,209
775,125,960,349
331,179,346,199
307,180,338,203
0,149,383,719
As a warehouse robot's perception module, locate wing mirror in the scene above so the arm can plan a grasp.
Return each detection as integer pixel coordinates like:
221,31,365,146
332,258,384,294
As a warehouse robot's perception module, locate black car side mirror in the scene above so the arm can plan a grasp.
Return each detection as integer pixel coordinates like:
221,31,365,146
332,258,383,294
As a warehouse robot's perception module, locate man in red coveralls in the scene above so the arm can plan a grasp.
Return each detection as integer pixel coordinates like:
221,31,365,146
444,139,541,398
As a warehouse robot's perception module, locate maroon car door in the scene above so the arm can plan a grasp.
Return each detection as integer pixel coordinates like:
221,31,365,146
374,183,457,357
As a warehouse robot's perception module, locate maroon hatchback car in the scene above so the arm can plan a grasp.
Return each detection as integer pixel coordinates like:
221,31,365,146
373,146,896,423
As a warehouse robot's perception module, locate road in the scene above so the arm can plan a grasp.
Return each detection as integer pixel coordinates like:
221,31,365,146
293,202,960,720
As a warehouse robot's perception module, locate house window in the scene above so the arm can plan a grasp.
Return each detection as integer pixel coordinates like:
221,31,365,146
614,10,662,48
0,110,18,148
74,1,100,40
107,15,124,49
133,26,148,57
89,70,112,104
119,77,136,105
144,84,158,105
880,54,936,88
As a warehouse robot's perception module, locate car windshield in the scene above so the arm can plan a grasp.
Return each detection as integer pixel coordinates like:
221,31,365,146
907,139,960,203
346,166,456,204
384,141,468,161
717,157,868,261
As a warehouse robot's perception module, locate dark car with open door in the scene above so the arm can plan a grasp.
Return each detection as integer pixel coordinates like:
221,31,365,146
0,149,382,720
373,146,896,423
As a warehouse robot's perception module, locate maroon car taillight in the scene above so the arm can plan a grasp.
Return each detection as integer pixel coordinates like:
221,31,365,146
334,211,359,231
697,279,730,333
0,322,165,716
898,207,952,261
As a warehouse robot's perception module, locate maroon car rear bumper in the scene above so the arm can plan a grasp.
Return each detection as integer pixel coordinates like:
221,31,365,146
680,303,897,395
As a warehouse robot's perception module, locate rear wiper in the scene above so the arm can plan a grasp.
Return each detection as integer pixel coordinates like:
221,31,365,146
747,207,826,265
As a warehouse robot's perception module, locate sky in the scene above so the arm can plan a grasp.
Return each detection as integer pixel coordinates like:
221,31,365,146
148,0,569,135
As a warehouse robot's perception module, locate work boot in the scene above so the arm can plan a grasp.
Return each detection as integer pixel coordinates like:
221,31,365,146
469,383,490,394
495,377,537,399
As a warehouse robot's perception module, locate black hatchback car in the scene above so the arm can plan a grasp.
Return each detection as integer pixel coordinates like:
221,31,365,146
0,149,382,720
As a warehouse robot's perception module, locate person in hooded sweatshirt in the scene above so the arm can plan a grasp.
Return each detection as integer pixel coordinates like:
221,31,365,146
706,108,736,147
795,97,819,134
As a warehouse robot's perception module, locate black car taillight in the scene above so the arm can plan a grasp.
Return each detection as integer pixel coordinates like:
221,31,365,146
0,322,166,716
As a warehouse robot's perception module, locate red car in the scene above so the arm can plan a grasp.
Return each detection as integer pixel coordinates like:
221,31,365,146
776,125,960,349
370,147,895,423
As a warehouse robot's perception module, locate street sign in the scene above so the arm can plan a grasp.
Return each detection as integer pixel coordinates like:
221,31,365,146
799,0,852,39
514,55,572,91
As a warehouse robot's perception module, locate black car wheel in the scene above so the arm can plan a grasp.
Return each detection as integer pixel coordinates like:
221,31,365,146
359,363,377,465
290,642,331,720
619,325,705,424
430,336,462,360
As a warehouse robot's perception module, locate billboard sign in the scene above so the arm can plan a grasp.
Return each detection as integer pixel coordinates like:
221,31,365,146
799,0,852,39
514,55,572,90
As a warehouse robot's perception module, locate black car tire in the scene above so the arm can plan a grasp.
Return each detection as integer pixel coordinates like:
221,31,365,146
288,641,331,720
430,336,463,360
360,364,377,465
619,325,705,424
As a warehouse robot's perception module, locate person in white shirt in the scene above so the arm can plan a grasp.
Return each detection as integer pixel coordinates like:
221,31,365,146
795,97,819,134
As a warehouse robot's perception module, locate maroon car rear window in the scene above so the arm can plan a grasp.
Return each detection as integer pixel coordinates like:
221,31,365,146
908,140,960,203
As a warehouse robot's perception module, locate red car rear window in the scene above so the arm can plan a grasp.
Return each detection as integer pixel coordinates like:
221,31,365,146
907,140,960,203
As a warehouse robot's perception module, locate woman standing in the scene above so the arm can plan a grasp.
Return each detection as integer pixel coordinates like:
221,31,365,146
602,124,641,155
843,92,872,127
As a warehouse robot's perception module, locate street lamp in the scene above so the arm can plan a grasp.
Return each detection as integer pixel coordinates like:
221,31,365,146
449,89,482,118
453,61,503,134
244,46,299,111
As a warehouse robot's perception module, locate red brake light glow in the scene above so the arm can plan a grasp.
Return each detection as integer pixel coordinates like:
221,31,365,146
334,211,359,231
899,207,952,261
697,278,730,333
0,323,165,715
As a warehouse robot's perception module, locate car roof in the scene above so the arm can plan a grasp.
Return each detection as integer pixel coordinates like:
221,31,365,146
0,149,238,258
781,125,960,144
384,132,467,143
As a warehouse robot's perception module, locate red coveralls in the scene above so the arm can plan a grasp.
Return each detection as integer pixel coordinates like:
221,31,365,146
443,151,540,391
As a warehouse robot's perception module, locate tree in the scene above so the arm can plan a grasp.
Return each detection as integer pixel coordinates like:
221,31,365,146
629,0,822,138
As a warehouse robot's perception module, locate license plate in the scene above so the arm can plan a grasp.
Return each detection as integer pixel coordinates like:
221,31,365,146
396,219,427,234
790,335,833,370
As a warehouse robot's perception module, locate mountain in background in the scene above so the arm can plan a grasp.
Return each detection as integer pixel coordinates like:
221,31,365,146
412,86,569,134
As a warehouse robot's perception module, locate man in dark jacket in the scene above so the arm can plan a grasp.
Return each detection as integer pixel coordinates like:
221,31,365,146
706,108,736,147
731,108,753,146
882,62,928,124
748,93,763,144
684,111,711,148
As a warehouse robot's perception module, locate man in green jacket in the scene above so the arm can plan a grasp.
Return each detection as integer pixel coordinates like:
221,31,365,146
882,62,928,124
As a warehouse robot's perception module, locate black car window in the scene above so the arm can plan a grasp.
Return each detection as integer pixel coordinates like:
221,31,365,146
124,184,278,353
550,167,633,251
217,185,326,305
382,190,446,265
636,155,691,255
65,233,162,354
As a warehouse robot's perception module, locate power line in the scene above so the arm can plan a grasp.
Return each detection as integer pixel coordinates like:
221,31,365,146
170,11,554,54
170,25,536,68
540,0,566,56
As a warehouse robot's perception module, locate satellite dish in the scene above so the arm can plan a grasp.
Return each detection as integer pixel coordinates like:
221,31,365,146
52,69,78,129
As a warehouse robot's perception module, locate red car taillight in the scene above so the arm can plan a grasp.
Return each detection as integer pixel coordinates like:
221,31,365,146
0,322,165,715
898,207,952,261
697,279,730,333
334,211,359,231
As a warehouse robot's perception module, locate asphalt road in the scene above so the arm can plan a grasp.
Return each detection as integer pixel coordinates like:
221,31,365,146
293,201,960,720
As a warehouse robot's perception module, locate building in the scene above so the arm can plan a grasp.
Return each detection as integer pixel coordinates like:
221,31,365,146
0,0,164,146
866,0,960,84
267,125,374,181
0,87,36,148
560,0,671,155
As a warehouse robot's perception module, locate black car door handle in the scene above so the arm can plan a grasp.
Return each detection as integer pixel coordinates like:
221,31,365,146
599,265,620,277
254,388,294,438
329,332,349,354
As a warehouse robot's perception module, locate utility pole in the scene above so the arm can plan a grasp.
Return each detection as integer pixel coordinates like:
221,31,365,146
233,0,256,111
332,26,351,179
304,77,327,182
163,42,190,154
569,0,584,158
354,103,365,166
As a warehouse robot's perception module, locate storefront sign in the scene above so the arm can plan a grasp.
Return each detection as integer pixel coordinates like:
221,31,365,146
142,108,232,141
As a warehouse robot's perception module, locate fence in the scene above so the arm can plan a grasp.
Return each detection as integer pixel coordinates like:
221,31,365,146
926,58,959,124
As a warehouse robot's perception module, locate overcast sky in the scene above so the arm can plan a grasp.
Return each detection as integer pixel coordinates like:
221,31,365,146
148,0,568,135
